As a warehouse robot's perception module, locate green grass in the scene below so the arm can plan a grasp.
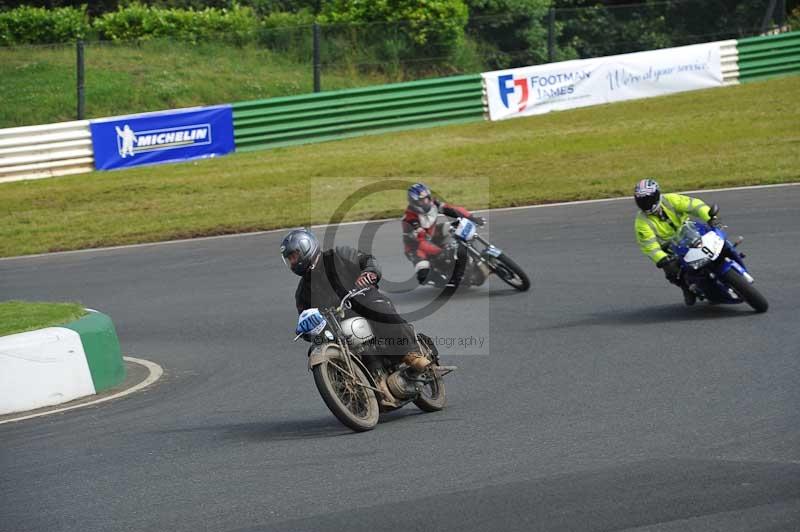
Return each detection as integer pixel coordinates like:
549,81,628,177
1,75,798,258
0,301,86,337
0,40,418,128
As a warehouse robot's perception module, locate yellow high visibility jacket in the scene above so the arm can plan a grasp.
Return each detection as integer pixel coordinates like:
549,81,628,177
634,193,712,264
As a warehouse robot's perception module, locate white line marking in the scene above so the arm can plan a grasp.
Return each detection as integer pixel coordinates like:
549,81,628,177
0,356,163,425
1,182,798,261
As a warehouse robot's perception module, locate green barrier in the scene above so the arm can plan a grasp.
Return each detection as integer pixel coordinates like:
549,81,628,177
232,74,485,152
737,31,800,82
64,311,126,392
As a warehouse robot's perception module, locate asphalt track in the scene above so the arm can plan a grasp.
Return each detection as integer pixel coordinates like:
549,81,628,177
1,185,799,532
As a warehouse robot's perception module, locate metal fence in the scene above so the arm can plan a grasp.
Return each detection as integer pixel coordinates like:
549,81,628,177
0,0,791,128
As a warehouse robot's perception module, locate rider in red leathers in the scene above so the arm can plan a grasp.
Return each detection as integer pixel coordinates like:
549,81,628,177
401,183,485,286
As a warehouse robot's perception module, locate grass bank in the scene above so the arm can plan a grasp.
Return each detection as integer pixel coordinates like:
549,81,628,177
1,76,798,258
0,301,86,337
0,40,413,128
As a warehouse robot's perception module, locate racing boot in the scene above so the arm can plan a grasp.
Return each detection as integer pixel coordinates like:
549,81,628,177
402,351,432,372
682,286,696,306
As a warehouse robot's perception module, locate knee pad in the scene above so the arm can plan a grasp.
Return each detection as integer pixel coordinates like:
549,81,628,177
415,260,431,284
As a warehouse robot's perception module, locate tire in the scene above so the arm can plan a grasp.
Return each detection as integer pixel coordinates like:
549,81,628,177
722,268,768,313
312,356,379,432
487,253,530,291
413,333,446,412
413,369,447,412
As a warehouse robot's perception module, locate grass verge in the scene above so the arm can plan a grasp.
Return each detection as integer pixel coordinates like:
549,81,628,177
0,301,86,337
0,75,798,258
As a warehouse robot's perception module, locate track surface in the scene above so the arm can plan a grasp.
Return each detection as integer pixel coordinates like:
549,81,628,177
2,186,799,531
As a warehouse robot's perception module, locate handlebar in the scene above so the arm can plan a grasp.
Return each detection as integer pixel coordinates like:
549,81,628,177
292,287,371,342
336,286,371,313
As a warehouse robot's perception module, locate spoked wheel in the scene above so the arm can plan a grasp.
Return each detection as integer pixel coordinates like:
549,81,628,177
486,253,530,291
312,357,379,432
413,334,447,412
413,368,447,412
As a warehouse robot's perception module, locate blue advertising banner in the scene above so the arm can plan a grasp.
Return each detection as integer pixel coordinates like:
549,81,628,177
90,105,234,170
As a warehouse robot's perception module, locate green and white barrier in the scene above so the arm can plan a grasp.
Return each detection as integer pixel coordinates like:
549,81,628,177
1,31,797,183
0,310,125,415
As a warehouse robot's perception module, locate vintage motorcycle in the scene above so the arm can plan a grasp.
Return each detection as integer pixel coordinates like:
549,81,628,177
668,213,768,312
424,217,530,291
294,287,455,432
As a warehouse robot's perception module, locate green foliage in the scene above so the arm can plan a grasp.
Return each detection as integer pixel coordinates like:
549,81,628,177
557,2,671,59
465,0,551,68
555,0,776,60
788,6,800,29
0,5,90,45
257,9,315,60
92,2,259,45
319,0,469,54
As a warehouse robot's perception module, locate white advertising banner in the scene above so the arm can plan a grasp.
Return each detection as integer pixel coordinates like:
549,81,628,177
482,42,723,121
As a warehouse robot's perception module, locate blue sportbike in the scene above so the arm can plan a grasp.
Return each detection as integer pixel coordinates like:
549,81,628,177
668,216,768,313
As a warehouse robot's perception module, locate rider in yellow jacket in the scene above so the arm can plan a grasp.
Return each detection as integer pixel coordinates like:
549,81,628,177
633,178,720,305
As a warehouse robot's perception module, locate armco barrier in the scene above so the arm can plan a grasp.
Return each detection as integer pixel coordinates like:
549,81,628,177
0,120,94,184
232,75,486,152
720,39,740,84
737,30,800,82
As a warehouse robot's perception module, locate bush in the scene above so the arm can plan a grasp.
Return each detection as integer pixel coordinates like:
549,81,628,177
465,0,550,68
319,0,469,55
788,6,800,30
92,2,259,45
0,5,90,45
257,9,315,60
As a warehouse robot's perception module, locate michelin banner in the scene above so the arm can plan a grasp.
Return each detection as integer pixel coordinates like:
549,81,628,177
482,42,723,121
90,105,234,170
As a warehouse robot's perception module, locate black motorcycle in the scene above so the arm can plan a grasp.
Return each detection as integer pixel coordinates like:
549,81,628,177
294,287,455,432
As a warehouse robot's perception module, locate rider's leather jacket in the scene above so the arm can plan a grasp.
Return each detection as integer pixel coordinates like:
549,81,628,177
634,193,712,264
295,246,380,313
401,199,475,262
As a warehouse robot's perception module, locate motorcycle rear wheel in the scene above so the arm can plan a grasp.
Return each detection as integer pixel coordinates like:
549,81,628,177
722,269,768,313
486,253,530,291
413,369,447,412
312,357,379,432
413,333,446,412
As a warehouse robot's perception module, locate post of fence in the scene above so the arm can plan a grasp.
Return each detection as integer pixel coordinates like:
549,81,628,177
76,39,85,120
313,23,321,93
547,8,555,63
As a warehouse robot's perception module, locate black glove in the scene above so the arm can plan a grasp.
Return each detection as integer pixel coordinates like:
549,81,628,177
355,271,378,289
471,216,486,226
656,255,681,280
707,204,721,227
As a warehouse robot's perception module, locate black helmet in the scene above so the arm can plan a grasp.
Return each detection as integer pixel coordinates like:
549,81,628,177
634,178,661,214
408,183,434,214
280,229,320,276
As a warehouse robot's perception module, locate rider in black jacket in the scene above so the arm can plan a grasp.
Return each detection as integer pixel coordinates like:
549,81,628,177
281,229,429,405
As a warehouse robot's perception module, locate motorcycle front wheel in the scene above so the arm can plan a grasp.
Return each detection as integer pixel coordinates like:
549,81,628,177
722,269,768,313
486,253,530,291
312,357,380,432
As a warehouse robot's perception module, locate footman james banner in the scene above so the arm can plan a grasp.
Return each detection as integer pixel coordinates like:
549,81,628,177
482,42,724,121
90,105,235,170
